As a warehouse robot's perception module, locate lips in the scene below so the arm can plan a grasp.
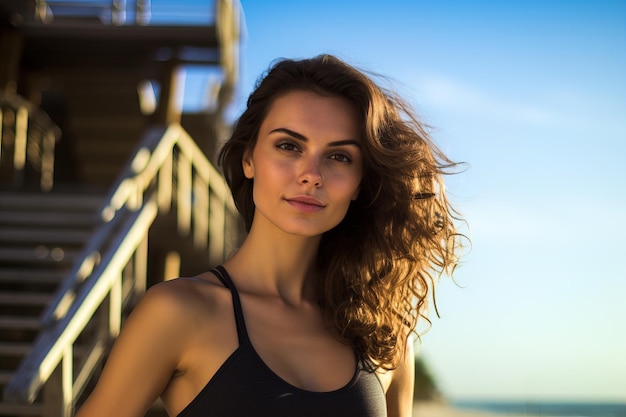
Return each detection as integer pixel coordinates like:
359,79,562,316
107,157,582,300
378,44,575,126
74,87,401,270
287,196,324,206
285,196,326,212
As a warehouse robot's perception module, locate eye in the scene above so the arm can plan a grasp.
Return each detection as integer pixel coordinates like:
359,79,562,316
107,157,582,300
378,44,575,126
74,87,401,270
329,153,352,163
276,142,300,152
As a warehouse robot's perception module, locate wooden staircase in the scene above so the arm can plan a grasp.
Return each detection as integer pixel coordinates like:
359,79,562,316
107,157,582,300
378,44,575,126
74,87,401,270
0,125,240,417
0,191,103,416
0,1,242,414
44,68,150,188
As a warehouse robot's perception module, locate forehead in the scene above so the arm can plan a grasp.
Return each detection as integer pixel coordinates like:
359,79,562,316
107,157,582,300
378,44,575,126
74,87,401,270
260,90,361,140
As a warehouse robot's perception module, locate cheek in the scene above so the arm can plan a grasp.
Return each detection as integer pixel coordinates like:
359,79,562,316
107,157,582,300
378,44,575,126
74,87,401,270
343,169,363,201
251,159,292,196
329,173,362,203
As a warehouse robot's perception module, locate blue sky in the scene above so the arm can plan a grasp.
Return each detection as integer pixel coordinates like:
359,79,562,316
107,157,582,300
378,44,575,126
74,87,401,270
201,0,626,402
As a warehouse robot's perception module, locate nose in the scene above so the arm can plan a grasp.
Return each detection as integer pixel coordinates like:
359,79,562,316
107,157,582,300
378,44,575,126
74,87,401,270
299,157,323,187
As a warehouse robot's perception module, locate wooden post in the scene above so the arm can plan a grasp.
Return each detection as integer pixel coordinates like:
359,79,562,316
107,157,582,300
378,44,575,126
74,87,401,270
136,0,151,25
112,0,127,25
209,194,226,265
109,275,122,338
158,154,173,213
193,173,209,249
12,105,27,185
41,129,56,191
0,27,22,95
156,61,183,125
134,237,148,295
43,347,73,417
177,149,191,236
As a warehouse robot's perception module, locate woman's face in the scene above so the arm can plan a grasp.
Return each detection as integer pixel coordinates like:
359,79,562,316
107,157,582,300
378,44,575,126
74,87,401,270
243,90,363,238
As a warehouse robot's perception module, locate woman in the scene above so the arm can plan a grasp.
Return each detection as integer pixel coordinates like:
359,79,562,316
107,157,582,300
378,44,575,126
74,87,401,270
75,55,462,417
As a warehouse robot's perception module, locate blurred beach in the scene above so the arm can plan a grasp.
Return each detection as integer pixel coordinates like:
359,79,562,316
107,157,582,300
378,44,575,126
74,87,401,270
413,401,626,417
413,402,516,417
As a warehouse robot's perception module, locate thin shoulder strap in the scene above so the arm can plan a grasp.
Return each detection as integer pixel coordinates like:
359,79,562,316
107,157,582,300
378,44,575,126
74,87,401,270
212,265,250,344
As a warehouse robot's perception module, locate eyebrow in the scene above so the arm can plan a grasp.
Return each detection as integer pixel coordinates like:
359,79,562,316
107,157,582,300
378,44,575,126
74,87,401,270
269,127,361,148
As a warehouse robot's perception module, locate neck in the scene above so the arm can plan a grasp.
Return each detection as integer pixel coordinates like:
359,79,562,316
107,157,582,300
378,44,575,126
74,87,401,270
223,221,322,305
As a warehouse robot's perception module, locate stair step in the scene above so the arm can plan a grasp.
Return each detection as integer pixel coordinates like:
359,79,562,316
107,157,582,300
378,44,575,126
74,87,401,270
0,211,98,227
69,101,142,118
0,247,80,264
0,343,30,356
0,193,103,211
0,292,51,306
81,165,126,182
0,228,91,245
0,316,40,330
0,402,43,416
72,116,145,131
0,269,65,284
76,141,135,158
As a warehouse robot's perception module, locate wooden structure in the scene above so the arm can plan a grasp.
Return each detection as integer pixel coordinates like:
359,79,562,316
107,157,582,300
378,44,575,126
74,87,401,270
0,1,243,415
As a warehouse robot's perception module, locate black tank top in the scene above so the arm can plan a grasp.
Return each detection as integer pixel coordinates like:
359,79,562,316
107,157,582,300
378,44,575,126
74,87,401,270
176,266,387,417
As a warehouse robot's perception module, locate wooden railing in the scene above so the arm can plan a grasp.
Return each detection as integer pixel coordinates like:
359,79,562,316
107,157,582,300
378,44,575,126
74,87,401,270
32,0,222,26
3,124,240,416
0,93,61,191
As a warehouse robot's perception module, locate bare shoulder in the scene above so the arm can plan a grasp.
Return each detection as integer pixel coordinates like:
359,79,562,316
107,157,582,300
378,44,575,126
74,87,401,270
382,339,415,417
74,271,233,417
119,274,234,358
140,271,230,318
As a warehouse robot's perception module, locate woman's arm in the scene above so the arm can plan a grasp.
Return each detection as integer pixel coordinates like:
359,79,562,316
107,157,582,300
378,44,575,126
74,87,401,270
74,283,191,417
385,340,415,417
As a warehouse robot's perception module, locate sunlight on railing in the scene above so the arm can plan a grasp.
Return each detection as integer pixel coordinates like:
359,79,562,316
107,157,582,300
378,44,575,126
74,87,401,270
3,124,240,416
0,93,61,191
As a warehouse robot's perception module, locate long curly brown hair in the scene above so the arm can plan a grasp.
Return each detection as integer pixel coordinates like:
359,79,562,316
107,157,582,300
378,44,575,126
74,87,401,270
219,54,464,370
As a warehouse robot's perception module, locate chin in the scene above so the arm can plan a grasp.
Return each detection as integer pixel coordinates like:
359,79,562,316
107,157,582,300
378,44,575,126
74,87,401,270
280,223,338,238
